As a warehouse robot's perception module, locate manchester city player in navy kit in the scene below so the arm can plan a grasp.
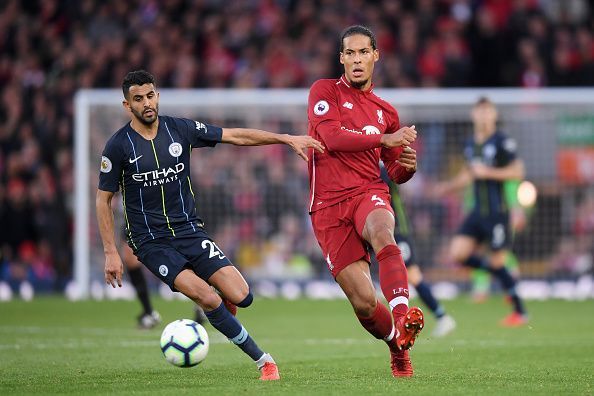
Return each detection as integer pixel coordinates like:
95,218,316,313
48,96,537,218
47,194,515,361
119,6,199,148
433,97,528,326
97,70,324,380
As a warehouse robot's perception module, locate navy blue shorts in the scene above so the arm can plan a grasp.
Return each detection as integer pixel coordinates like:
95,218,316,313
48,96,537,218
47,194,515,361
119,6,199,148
395,234,416,267
134,231,233,291
457,211,510,250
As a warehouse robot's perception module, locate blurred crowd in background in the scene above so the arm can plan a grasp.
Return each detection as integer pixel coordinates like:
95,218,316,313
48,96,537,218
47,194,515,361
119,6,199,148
1,0,593,292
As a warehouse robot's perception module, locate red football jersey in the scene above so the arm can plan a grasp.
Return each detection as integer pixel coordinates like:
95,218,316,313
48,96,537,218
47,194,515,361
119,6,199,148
308,75,404,212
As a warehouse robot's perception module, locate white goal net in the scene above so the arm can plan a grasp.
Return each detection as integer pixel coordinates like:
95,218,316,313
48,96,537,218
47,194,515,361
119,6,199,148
75,88,594,299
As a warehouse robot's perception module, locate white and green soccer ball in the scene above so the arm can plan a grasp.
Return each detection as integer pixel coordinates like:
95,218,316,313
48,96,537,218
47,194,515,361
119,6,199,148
160,319,209,367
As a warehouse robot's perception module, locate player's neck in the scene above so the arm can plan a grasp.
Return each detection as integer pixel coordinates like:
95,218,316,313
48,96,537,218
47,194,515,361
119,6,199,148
474,125,495,143
130,117,159,140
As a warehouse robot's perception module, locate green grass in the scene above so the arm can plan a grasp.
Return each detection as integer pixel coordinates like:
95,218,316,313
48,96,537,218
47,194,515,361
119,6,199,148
0,297,592,395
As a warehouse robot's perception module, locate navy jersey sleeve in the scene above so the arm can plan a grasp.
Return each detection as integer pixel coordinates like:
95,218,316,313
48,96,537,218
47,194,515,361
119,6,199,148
175,117,223,148
98,135,124,192
496,134,518,166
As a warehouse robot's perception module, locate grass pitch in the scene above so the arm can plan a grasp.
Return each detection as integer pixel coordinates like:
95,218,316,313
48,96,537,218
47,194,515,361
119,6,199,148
0,296,592,395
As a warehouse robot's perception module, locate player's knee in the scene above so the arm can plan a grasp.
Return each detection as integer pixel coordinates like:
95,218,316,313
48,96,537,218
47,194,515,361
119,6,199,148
186,288,220,310
236,291,253,308
369,229,396,251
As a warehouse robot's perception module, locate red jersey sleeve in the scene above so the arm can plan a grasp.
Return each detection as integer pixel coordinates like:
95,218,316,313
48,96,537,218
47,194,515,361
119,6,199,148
380,104,414,184
384,161,415,184
380,104,402,162
308,80,382,152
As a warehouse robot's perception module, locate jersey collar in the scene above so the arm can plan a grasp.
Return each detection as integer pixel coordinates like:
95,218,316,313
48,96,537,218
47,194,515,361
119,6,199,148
339,74,375,94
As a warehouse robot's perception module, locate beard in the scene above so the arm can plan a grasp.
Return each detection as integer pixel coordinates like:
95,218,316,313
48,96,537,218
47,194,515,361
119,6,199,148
350,78,369,89
132,104,159,125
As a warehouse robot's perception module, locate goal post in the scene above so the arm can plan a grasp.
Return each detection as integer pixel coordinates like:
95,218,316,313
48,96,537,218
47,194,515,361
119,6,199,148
74,88,594,299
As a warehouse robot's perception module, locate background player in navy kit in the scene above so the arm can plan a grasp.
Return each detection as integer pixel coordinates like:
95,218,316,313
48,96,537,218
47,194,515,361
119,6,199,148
432,97,528,326
96,70,324,380
383,175,456,337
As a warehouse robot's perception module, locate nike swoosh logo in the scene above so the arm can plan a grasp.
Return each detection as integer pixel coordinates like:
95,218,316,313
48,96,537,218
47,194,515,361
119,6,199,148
129,155,143,164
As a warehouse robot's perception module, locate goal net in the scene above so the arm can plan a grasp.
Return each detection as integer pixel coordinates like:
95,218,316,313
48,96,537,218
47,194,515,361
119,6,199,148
75,88,594,299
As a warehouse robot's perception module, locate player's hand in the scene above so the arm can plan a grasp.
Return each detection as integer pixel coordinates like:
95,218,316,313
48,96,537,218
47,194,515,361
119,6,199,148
397,146,417,172
104,252,124,288
511,207,527,232
381,125,417,148
287,135,325,161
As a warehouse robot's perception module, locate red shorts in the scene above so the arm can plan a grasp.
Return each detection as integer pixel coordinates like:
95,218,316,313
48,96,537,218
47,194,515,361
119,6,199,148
310,190,394,277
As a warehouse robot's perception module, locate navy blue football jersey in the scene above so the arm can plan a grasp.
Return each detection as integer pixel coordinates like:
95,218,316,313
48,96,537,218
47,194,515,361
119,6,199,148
98,115,222,249
463,131,517,215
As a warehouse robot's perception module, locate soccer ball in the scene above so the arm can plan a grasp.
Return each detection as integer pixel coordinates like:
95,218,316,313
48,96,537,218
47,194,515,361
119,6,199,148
160,319,209,367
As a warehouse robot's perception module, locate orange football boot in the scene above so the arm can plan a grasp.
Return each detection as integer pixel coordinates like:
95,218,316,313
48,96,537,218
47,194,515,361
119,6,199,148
390,349,413,377
259,362,280,381
395,307,424,350
500,312,528,327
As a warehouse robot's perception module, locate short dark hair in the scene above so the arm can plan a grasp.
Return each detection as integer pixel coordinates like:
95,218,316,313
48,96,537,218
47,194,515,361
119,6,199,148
475,96,494,106
340,25,377,52
122,70,156,98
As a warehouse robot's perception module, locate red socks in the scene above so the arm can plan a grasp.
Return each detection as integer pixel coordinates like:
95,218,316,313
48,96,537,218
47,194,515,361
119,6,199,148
357,300,395,341
377,244,409,319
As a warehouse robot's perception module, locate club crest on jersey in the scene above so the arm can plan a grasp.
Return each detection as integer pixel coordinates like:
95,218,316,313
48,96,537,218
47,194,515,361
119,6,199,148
377,109,385,125
159,265,168,276
483,144,496,159
362,125,381,135
100,156,112,173
169,142,183,157
314,100,329,116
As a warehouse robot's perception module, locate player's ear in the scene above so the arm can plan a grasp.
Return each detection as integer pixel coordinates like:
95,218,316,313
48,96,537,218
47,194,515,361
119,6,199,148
373,49,379,62
122,99,131,112
339,51,345,65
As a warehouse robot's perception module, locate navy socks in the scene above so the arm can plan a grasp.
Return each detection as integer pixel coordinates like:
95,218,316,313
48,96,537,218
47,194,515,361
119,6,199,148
205,301,264,361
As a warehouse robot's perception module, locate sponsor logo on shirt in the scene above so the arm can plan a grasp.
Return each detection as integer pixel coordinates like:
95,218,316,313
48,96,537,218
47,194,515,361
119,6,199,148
314,100,330,115
340,125,381,135
132,163,185,187
343,101,353,109
362,125,381,135
341,126,363,135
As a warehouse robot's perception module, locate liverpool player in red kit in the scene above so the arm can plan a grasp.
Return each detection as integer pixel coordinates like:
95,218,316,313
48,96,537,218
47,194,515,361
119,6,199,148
308,25,423,377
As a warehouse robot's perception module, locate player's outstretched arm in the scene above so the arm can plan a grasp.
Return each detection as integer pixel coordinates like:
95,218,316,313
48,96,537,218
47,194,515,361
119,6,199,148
220,128,324,161
470,158,525,181
96,189,124,288
431,167,473,198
